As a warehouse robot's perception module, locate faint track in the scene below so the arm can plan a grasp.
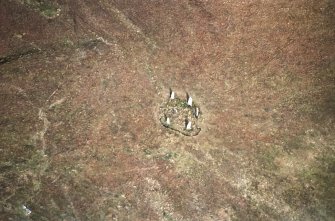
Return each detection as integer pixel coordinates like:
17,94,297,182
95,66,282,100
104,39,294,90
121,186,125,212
0,47,40,65
99,0,157,50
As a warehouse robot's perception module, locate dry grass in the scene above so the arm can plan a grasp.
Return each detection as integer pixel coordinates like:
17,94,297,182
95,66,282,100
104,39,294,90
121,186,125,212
0,0,334,220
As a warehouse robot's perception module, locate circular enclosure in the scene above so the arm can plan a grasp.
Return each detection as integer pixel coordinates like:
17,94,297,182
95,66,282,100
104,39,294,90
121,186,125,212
159,93,201,136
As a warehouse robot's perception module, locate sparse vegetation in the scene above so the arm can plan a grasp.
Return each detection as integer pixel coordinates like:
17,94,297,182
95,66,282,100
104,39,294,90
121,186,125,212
163,152,177,161
18,0,60,18
257,147,281,171
1,0,334,220
283,151,335,219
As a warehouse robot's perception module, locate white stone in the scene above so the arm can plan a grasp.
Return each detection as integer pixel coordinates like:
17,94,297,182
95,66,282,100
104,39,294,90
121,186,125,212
186,121,192,130
195,107,199,117
170,91,175,100
22,205,31,216
166,117,170,125
187,96,193,106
